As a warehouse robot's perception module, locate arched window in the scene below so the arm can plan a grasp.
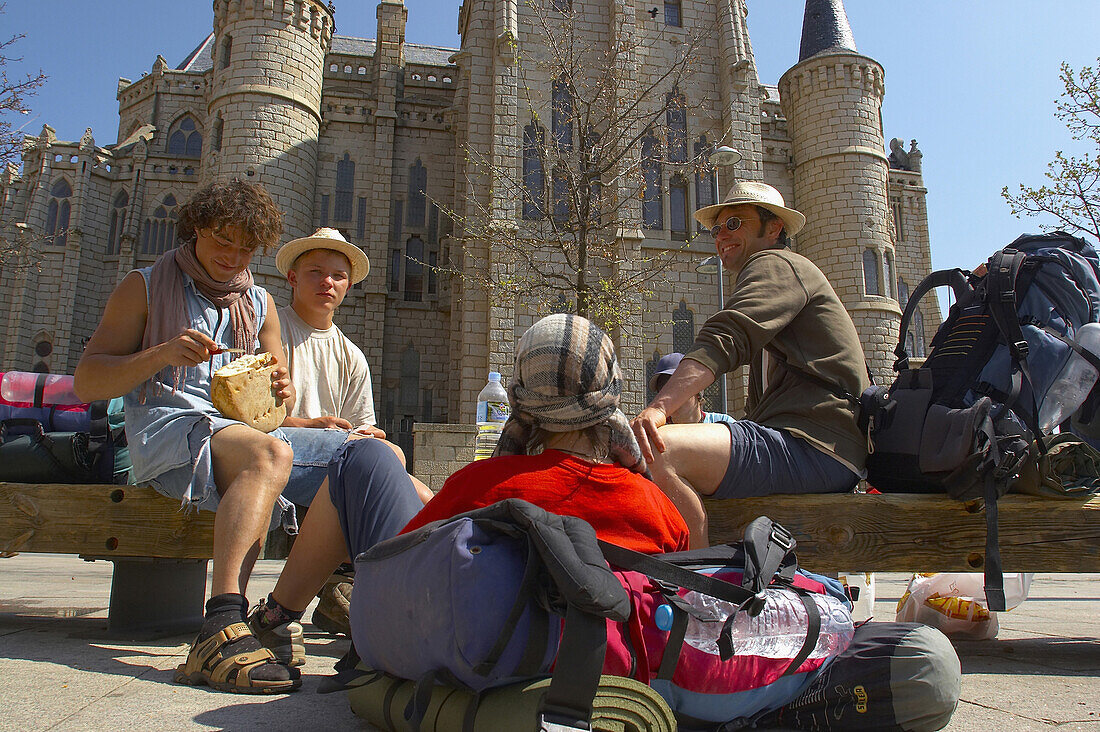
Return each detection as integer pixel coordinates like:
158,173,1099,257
666,91,687,163
552,168,569,223
522,123,546,220
672,299,694,353
141,194,178,255
664,0,682,27
912,309,926,358
167,116,202,158
45,179,72,247
645,350,663,405
552,75,573,151
335,153,355,222
694,135,714,226
669,175,688,240
212,116,223,153
389,247,402,292
883,250,895,299
404,236,424,302
898,278,910,309
399,346,421,414
220,34,232,69
862,249,880,296
407,159,427,227
641,129,662,230
107,189,128,254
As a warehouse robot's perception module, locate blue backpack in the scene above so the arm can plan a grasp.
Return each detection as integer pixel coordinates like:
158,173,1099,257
864,231,1100,609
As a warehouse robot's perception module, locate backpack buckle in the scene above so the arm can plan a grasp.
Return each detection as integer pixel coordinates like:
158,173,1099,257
1012,340,1029,358
769,524,795,553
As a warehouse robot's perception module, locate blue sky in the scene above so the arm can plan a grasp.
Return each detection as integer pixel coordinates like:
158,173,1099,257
5,0,1100,299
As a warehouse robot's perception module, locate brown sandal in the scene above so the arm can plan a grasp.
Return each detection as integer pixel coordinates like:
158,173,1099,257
174,622,301,694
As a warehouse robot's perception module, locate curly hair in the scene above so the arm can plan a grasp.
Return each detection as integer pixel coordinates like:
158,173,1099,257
176,180,284,252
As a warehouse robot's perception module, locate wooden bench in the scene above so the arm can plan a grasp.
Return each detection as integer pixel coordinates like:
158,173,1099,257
0,482,214,634
705,493,1100,572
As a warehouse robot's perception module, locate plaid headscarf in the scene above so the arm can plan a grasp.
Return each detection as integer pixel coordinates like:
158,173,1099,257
493,314,647,475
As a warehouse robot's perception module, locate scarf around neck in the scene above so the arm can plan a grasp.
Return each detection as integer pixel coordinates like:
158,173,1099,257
141,241,257,391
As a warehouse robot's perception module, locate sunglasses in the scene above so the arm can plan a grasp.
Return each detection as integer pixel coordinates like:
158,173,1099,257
710,216,745,237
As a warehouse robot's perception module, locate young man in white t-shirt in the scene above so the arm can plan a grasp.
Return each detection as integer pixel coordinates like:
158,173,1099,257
276,229,383,436
268,228,431,639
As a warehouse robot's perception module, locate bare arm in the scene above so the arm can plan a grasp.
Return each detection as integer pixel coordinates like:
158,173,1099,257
258,290,296,412
74,271,221,402
631,358,716,462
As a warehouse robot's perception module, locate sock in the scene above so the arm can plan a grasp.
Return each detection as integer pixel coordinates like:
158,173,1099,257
257,593,304,627
199,592,248,640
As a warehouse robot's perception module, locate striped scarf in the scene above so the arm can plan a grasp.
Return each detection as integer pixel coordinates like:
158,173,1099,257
494,314,647,475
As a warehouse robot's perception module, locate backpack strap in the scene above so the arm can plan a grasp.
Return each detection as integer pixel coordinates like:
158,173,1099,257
894,268,971,371
985,249,1048,453
536,605,608,731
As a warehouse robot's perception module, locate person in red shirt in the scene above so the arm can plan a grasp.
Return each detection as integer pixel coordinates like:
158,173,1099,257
403,313,689,554
248,315,687,672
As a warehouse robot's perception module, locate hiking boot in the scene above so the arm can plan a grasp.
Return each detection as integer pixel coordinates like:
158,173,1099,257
247,600,306,668
312,573,353,637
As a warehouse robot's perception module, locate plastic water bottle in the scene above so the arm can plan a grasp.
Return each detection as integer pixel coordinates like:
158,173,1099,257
680,587,854,661
473,372,510,460
1,371,83,405
1038,322,1100,431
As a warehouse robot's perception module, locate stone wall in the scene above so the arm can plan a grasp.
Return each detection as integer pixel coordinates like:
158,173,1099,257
411,422,477,491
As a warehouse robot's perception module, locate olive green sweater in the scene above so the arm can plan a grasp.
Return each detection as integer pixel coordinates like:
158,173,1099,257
684,248,869,473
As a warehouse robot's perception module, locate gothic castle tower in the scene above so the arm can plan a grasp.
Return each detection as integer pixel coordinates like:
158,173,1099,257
778,0,898,381
206,0,333,292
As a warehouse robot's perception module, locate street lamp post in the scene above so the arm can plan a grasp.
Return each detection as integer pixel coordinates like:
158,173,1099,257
695,254,727,414
693,144,741,415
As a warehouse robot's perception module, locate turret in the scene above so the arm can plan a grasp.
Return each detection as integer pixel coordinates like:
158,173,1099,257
778,0,898,382
204,0,333,290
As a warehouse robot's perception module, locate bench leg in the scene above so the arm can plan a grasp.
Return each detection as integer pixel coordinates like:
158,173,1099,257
107,558,209,636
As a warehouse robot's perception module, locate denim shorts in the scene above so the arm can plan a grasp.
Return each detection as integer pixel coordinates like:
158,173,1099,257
280,427,352,506
714,420,859,498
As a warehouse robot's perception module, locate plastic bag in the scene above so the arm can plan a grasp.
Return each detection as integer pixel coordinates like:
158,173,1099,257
837,571,875,622
894,572,1033,640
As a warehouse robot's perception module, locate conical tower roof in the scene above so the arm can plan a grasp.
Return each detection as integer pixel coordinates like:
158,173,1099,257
798,0,857,61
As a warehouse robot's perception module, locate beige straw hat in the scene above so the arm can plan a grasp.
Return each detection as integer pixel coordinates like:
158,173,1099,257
693,181,806,236
275,227,370,284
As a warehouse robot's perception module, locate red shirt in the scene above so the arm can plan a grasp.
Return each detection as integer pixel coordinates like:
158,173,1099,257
401,450,690,554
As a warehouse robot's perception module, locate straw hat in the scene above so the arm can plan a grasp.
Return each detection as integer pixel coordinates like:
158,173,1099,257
275,228,370,284
693,181,806,236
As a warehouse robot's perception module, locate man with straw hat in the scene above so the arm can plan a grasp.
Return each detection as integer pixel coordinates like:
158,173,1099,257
262,228,432,643
275,227,378,435
632,182,869,548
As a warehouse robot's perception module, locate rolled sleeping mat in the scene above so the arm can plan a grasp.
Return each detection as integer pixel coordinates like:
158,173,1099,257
757,621,962,732
348,671,676,732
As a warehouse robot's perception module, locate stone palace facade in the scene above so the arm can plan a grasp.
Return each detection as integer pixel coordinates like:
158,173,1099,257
0,0,937,455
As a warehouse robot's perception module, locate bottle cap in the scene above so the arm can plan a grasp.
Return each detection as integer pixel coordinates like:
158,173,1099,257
654,603,674,632
488,371,501,382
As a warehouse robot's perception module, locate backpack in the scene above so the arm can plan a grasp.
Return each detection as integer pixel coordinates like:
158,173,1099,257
863,231,1100,609
349,499,632,730
347,502,851,731
600,519,854,729
0,396,131,485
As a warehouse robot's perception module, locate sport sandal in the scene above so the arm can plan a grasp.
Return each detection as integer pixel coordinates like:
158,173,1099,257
247,600,306,667
174,622,301,694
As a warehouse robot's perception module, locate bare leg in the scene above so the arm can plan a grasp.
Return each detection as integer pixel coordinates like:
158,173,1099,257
270,480,349,612
209,424,294,596
647,423,732,549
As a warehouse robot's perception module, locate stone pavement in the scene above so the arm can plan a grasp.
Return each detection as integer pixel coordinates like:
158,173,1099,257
1,555,1097,731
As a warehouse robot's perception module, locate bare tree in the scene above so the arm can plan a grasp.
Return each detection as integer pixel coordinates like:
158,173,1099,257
441,0,725,334
1003,59,1100,242
0,3,47,266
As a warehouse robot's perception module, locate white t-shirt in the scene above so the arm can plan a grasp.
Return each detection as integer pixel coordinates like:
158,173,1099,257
278,305,376,429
